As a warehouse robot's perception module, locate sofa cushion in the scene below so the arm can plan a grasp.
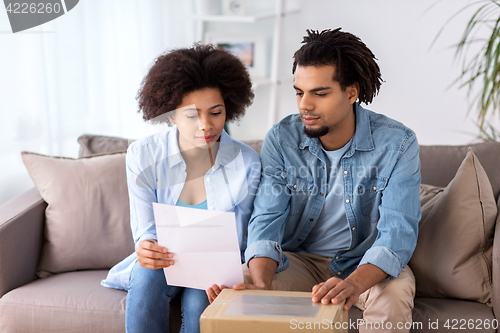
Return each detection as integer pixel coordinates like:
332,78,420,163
409,148,496,305
78,134,132,158
0,271,126,333
419,142,500,199
347,298,496,333
411,298,496,333
21,152,134,275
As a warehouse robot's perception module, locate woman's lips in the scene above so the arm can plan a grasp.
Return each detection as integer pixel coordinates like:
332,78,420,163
197,135,216,142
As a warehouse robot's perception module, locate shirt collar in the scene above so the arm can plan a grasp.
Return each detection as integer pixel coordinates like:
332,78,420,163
299,134,320,155
166,127,184,167
166,128,239,170
212,130,240,171
351,103,375,151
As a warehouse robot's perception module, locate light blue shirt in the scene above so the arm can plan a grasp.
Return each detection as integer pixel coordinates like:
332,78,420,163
102,128,261,290
299,140,352,256
245,104,421,279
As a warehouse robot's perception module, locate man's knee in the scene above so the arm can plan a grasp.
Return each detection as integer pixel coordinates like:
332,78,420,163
362,266,416,321
382,267,415,302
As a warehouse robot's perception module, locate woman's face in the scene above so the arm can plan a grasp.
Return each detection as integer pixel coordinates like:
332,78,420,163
170,87,226,151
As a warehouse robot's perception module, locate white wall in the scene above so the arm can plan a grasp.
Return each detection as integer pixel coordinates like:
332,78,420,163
0,0,197,205
229,0,498,145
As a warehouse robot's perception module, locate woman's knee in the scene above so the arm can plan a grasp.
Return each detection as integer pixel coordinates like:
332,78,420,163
129,263,178,301
181,288,210,316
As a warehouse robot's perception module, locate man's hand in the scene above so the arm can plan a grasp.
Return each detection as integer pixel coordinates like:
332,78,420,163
232,283,265,291
312,264,388,311
136,239,174,270
312,277,359,311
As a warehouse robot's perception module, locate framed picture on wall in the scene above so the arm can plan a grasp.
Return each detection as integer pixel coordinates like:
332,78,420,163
205,33,267,78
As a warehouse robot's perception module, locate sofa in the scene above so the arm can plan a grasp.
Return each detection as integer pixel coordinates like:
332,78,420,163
0,134,499,333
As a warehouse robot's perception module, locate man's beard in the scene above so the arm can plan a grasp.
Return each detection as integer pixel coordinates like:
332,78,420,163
304,125,330,138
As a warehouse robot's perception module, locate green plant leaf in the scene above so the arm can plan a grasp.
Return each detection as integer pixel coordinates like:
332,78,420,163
436,0,500,132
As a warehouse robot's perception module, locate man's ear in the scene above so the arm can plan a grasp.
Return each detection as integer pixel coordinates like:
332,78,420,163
348,82,360,104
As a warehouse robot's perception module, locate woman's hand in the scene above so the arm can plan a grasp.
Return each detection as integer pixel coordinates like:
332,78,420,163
136,239,174,270
206,284,228,304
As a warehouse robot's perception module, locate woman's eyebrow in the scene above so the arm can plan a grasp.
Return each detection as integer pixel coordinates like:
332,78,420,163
182,104,223,112
209,104,224,110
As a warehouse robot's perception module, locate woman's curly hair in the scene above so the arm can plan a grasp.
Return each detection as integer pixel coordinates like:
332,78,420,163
137,43,254,123
292,28,382,104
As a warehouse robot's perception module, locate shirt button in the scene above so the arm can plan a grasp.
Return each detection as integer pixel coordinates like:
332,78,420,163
335,256,339,260
345,199,350,203
309,218,313,222
337,272,341,276
320,192,324,196
322,166,325,169
298,239,302,241
352,227,355,231
373,186,377,190
343,170,348,175
209,206,213,210
293,184,297,189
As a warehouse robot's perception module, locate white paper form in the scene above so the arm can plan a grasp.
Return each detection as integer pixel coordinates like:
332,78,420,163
152,202,244,290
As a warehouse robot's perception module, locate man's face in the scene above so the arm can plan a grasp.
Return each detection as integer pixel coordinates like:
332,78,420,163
293,65,358,141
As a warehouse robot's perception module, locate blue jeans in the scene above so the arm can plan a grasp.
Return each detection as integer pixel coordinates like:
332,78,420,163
126,261,210,333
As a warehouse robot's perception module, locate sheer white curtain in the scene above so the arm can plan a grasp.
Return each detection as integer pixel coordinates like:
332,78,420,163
0,0,196,204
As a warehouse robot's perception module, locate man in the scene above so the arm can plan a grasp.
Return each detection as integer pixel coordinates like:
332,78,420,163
208,28,421,333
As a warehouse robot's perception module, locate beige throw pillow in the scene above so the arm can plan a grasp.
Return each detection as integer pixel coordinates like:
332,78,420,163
77,134,131,158
409,148,496,305
21,151,134,275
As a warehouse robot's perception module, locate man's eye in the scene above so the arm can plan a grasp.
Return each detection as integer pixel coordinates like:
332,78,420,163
295,92,303,96
316,93,327,97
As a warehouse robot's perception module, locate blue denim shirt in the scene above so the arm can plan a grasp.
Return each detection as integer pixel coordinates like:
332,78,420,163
102,128,261,290
245,104,421,279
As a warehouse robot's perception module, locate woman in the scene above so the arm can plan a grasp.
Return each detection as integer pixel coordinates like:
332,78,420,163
101,44,261,333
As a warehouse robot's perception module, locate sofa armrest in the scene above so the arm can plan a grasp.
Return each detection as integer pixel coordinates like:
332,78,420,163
0,187,46,298
494,203,500,323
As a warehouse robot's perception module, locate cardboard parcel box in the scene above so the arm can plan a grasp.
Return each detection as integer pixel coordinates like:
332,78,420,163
201,289,347,333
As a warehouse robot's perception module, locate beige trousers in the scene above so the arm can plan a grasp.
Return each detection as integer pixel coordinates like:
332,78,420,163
243,251,416,333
